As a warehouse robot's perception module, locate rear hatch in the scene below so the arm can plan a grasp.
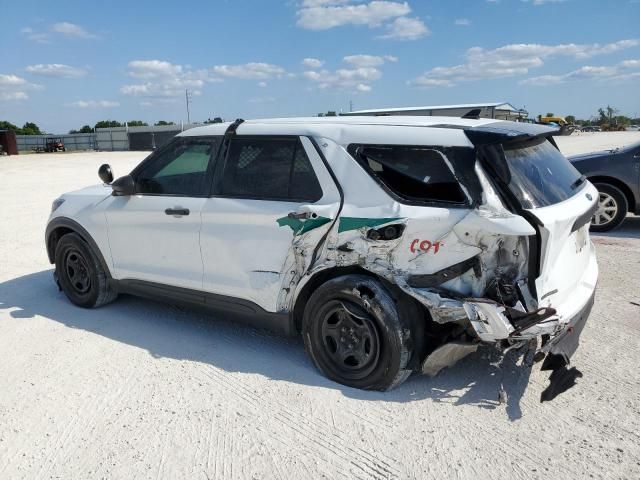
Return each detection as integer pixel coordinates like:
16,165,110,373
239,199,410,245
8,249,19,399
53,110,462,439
501,138,598,309
463,120,599,310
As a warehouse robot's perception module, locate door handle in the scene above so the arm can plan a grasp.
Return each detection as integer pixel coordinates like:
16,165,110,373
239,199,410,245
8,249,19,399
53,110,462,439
165,208,190,216
288,211,317,220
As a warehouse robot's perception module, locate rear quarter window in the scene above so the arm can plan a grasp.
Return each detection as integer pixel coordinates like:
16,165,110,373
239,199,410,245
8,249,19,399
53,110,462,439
347,144,468,205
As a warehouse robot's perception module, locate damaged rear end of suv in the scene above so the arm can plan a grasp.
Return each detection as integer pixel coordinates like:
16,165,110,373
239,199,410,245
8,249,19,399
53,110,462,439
294,119,598,399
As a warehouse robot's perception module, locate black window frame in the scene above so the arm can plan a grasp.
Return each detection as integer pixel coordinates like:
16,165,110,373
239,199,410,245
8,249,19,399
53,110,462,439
347,143,473,208
129,135,223,198
211,135,324,203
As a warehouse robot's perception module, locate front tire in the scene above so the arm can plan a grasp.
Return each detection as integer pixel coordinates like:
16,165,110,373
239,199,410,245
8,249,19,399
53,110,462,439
302,275,413,391
590,183,628,232
54,233,117,308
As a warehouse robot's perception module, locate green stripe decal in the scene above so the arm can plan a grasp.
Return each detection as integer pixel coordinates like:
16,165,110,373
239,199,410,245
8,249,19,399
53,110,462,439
338,217,402,233
277,216,332,236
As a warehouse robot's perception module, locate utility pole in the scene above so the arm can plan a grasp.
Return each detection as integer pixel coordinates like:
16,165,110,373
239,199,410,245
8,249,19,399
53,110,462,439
185,89,192,124
349,100,353,112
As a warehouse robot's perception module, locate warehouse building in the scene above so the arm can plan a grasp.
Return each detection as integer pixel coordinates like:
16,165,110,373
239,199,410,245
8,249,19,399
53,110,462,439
342,102,528,121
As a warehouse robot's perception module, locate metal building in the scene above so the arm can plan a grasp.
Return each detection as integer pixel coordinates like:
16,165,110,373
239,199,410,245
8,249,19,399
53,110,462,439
342,102,528,121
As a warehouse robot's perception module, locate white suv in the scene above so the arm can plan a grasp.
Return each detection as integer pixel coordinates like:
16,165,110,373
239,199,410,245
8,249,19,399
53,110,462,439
46,116,598,394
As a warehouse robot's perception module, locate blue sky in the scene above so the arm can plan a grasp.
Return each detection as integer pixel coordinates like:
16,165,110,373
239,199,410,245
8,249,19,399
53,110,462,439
1,0,639,132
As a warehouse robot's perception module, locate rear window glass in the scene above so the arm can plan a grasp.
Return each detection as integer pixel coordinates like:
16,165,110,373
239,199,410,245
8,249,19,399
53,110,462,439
349,145,467,204
503,139,582,208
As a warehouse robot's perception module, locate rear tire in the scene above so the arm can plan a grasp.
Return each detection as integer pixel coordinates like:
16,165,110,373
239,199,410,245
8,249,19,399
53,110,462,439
302,275,413,391
590,183,628,232
54,233,117,308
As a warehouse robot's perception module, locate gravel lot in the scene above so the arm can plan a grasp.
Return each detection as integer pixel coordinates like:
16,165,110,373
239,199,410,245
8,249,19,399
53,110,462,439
1,132,639,479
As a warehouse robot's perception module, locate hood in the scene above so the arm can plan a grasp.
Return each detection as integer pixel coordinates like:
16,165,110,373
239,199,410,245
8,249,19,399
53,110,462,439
63,183,113,199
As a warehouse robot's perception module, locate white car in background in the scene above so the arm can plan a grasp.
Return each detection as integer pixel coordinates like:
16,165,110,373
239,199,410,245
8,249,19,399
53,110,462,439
626,125,640,131
46,116,598,398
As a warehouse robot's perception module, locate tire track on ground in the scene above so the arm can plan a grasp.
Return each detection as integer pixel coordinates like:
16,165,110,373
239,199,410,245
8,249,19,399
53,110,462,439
197,365,399,479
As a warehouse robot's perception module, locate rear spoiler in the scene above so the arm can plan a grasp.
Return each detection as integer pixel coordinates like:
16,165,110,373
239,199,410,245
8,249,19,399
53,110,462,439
463,121,559,147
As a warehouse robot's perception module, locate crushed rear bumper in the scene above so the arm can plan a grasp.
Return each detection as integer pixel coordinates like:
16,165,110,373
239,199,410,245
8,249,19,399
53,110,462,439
540,289,594,369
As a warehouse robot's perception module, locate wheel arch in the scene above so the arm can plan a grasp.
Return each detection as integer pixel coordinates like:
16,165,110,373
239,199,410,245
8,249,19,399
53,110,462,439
293,267,410,332
588,176,635,212
293,266,430,372
45,217,112,278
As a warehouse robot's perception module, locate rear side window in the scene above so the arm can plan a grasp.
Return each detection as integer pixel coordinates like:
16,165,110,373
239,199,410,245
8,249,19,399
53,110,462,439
503,138,582,208
219,137,323,202
349,145,467,204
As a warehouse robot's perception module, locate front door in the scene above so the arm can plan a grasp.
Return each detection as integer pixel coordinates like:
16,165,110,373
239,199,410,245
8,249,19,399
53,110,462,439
104,135,221,290
200,136,341,312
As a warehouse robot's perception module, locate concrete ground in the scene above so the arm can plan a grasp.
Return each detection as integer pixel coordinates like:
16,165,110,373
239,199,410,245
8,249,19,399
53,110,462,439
1,132,639,479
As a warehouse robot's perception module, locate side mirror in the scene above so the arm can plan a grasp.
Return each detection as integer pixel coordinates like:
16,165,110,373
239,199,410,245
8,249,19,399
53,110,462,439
111,175,136,196
98,164,114,184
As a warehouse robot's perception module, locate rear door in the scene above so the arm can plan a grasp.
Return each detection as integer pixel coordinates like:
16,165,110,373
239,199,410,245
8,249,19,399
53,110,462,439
500,138,598,308
200,136,340,312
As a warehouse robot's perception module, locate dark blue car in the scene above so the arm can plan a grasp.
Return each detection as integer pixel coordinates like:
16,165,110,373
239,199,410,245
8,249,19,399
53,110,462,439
569,140,640,231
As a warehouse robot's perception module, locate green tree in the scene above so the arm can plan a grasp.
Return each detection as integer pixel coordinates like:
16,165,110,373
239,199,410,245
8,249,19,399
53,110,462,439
154,120,175,126
0,120,19,131
317,111,337,117
20,122,42,135
127,120,148,127
69,125,94,134
545,112,554,118
565,115,576,124
204,117,223,124
94,120,123,129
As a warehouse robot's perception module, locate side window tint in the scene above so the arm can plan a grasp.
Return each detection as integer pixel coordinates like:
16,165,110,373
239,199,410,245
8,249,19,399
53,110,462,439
351,145,467,204
220,137,323,202
136,137,220,196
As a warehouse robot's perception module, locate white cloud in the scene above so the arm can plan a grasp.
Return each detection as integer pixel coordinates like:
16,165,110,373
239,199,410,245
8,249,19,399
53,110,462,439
303,54,396,92
128,60,183,79
343,54,397,67
454,18,471,26
258,81,268,87
409,39,640,87
21,21,96,43
0,74,27,87
295,1,428,41
52,22,97,39
25,64,87,78
69,100,120,108
379,16,429,40
0,73,40,101
302,57,325,68
122,60,216,98
297,1,411,30
211,62,286,80
520,59,640,86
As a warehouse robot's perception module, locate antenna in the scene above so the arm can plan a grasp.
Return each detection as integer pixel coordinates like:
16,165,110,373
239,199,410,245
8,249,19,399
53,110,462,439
185,89,192,124
349,100,353,112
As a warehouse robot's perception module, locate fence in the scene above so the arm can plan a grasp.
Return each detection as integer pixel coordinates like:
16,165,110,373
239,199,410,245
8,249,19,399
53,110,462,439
15,123,207,153
16,133,96,152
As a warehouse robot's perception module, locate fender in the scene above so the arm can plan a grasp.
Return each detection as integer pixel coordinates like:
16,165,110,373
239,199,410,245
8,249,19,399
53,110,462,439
45,216,112,278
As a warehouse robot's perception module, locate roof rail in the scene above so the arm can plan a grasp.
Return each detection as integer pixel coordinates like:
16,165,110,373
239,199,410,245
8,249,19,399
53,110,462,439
224,118,244,136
